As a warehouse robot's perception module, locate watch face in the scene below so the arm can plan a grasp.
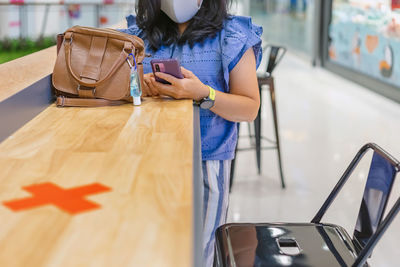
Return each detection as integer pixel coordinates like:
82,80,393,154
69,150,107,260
200,99,214,109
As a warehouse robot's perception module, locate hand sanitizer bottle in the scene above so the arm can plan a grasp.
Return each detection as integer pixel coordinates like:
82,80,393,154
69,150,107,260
130,67,142,106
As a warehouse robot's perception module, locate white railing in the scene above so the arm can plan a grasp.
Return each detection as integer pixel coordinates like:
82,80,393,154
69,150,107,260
0,0,134,39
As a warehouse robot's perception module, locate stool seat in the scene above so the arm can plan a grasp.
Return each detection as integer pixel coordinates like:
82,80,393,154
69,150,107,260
215,223,358,267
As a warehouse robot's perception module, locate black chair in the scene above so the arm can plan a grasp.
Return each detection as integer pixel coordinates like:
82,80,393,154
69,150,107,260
230,45,287,191
216,143,400,266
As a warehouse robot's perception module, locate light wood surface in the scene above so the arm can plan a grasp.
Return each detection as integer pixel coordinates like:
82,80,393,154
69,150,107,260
0,98,194,267
0,46,57,102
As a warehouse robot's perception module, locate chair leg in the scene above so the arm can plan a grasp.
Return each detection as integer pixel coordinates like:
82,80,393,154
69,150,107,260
230,123,241,192
247,122,255,147
254,85,262,175
269,78,286,188
229,155,236,193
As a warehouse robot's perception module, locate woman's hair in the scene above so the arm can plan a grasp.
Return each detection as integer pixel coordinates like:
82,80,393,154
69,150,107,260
136,0,231,51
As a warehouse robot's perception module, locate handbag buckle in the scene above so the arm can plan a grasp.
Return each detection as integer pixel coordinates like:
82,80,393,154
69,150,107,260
77,85,96,96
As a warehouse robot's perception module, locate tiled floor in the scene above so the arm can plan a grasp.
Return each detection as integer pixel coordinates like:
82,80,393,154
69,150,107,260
228,52,400,266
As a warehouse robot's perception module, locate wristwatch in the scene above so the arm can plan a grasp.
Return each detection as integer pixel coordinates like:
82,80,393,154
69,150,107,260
199,86,216,109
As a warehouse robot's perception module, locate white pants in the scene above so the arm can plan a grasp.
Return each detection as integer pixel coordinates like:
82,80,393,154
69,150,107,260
202,160,231,267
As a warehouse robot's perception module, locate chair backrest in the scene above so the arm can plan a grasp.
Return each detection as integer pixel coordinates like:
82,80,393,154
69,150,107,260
311,143,400,267
264,45,287,76
353,152,397,248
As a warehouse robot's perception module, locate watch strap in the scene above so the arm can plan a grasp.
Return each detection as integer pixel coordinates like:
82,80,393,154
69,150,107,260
198,85,216,109
208,86,216,101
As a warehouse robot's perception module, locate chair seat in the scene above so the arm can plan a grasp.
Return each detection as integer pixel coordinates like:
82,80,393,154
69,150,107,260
215,223,359,267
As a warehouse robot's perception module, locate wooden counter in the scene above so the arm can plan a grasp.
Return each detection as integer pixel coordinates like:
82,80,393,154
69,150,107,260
0,98,195,266
0,42,202,266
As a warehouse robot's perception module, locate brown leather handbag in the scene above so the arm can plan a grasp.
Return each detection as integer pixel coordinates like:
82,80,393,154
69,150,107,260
52,26,145,107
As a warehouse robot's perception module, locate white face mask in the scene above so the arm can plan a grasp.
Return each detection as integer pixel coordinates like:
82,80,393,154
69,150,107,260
161,0,203,23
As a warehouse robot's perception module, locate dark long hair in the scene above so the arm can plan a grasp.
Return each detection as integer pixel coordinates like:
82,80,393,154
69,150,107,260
136,0,231,51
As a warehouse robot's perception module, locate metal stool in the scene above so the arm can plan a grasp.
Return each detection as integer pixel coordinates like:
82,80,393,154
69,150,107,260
230,45,287,191
216,143,400,267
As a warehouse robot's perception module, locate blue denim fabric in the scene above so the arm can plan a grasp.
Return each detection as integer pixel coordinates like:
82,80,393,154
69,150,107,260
120,15,263,160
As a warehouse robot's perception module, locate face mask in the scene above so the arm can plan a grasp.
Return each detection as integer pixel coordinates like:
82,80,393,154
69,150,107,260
161,0,203,23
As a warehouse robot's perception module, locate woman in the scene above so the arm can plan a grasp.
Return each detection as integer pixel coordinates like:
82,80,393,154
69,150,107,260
121,0,262,265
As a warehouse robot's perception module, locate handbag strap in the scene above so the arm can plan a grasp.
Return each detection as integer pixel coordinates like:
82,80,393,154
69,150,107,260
80,36,108,83
56,96,128,107
63,32,133,88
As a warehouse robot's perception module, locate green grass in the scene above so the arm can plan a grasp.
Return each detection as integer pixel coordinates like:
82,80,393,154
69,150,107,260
0,37,56,64
0,49,44,64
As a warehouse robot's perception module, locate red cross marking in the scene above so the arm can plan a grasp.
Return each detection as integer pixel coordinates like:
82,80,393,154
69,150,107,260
3,182,111,215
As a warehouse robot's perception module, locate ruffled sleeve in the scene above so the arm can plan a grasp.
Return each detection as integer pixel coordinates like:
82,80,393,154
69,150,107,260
221,16,263,90
118,15,143,37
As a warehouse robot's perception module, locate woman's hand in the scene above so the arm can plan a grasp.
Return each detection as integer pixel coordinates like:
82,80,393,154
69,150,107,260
148,67,209,101
142,73,159,97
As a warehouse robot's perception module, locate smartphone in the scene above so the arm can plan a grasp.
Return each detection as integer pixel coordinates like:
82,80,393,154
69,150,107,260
150,59,184,84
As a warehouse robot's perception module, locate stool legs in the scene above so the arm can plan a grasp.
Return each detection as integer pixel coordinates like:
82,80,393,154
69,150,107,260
229,123,240,192
254,86,262,175
268,78,286,188
229,77,286,191
229,159,236,193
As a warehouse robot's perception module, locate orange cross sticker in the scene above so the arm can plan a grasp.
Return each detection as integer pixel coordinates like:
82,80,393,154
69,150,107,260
3,182,111,215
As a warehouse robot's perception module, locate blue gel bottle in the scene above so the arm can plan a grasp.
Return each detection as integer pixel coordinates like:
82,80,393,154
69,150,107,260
127,53,142,106
130,68,142,106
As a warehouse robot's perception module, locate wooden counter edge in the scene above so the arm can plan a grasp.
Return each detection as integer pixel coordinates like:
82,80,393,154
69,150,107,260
192,105,203,267
0,46,57,102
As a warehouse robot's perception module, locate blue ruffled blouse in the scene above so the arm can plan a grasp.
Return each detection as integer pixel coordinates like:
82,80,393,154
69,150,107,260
120,15,263,160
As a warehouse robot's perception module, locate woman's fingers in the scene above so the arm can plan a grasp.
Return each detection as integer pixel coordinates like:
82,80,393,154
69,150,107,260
148,82,159,96
141,73,159,96
180,67,193,78
155,72,180,85
145,76,160,96
150,77,178,98
142,78,151,96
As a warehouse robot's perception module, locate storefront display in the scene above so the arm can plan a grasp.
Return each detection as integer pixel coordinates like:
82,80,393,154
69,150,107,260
328,0,400,87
